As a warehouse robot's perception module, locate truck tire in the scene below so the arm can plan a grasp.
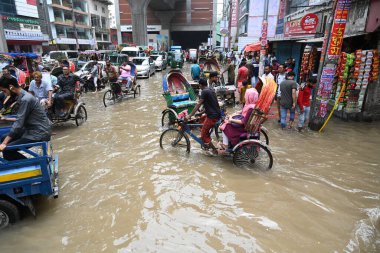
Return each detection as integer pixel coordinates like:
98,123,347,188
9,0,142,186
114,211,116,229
0,200,20,229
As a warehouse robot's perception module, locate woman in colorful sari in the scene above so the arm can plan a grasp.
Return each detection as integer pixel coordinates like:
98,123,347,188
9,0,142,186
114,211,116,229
219,87,259,150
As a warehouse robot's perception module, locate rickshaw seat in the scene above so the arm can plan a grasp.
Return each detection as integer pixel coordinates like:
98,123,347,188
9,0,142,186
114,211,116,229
171,92,190,102
170,100,197,109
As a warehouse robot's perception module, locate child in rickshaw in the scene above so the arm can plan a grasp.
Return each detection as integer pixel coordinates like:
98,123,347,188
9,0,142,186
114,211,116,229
118,61,133,90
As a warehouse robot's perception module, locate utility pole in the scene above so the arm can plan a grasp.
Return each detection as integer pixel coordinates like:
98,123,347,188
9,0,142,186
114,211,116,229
71,0,79,50
0,17,9,52
259,0,269,76
227,0,232,51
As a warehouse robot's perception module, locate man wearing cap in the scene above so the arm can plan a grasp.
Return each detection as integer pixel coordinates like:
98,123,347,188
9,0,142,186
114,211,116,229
186,78,221,155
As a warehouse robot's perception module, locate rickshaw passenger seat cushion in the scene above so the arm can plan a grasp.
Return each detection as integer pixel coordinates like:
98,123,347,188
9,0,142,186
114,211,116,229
172,92,190,102
172,100,197,109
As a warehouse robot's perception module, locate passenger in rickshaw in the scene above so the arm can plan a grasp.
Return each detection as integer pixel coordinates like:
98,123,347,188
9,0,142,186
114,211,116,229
41,67,58,88
185,78,221,155
118,61,133,89
0,77,51,160
29,71,53,109
219,87,259,150
54,65,80,118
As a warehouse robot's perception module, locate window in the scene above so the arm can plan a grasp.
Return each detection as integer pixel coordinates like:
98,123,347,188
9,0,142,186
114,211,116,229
0,0,17,16
102,7,105,13
94,4,97,11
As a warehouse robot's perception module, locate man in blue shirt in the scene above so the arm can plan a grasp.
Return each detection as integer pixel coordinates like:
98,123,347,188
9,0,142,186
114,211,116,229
29,71,53,108
190,59,201,81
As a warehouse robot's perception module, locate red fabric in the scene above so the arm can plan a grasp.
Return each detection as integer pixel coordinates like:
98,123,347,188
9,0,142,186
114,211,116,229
297,85,311,111
244,42,261,52
201,117,218,144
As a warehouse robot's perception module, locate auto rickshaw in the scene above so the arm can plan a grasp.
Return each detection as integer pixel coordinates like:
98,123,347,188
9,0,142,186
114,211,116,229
170,51,184,69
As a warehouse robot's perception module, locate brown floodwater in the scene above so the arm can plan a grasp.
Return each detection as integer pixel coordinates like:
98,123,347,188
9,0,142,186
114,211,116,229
0,64,379,253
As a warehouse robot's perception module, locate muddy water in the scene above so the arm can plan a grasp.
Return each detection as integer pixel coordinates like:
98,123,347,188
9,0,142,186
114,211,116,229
0,64,379,253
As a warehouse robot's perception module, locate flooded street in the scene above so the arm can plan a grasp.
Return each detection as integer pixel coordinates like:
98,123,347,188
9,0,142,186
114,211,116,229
0,64,379,252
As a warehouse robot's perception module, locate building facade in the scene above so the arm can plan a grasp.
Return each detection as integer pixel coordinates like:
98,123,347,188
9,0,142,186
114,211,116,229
116,0,216,49
0,0,50,53
46,0,111,50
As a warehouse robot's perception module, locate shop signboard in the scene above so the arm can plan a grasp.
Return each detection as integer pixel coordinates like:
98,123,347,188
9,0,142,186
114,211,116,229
120,25,162,32
2,16,39,25
231,0,239,27
4,29,44,41
20,23,41,32
284,18,317,37
327,0,351,58
260,21,268,47
275,0,287,35
301,13,319,31
15,0,39,19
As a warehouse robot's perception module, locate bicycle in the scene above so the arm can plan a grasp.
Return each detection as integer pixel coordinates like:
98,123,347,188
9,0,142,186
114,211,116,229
159,112,273,170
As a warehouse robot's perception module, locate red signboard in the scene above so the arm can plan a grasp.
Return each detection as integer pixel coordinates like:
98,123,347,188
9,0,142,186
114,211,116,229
327,1,350,58
301,13,319,31
231,0,239,27
284,18,316,37
260,20,268,47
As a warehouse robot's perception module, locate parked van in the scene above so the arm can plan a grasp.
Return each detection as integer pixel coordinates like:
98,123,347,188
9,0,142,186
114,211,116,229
121,47,143,60
48,50,79,70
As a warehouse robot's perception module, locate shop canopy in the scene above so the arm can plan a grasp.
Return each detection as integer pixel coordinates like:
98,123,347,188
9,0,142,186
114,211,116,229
1,52,40,59
244,42,261,52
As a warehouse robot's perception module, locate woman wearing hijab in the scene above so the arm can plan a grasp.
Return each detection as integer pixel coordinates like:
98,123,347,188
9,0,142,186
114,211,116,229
219,88,259,150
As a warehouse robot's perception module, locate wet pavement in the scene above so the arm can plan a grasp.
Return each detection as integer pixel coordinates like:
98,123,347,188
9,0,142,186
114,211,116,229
0,63,379,252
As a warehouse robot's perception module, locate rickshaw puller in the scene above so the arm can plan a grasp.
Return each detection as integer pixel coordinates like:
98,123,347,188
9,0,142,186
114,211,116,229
185,78,221,155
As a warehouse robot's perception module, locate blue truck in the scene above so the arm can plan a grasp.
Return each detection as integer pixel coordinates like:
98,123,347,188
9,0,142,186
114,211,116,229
0,124,58,229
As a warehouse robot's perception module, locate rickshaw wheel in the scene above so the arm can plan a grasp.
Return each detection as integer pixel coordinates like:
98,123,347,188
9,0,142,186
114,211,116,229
161,110,176,129
75,105,87,126
0,200,19,229
233,142,273,170
103,90,116,107
133,85,140,98
159,128,190,153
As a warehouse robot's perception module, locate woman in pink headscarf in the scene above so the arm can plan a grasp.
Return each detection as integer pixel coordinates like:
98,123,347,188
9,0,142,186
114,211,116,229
220,88,259,149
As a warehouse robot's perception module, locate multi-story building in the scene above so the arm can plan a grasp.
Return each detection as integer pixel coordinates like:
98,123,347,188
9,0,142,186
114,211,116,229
116,0,217,49
0,0,50,53
47,0,111,50
88,0,112,49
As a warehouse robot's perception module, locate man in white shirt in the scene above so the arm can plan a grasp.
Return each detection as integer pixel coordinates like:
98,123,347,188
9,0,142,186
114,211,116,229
29,71,53,108
262,65,274,80
275,64,287,122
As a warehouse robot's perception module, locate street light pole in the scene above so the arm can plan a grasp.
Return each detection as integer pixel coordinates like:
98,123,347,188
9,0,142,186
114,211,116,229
71,0,79,50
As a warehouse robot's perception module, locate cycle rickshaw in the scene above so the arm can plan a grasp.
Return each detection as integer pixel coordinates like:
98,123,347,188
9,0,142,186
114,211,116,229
48,90,87,126
159,77,277,170
103,61,140,107
161,69,197,128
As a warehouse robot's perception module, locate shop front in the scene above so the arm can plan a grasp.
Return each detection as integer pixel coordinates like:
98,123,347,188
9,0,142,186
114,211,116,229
4,29,48,54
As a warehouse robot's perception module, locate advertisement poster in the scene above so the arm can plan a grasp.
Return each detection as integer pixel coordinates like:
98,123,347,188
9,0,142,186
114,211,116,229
284,18,317,37
156,35,168,52
15,0,38,18
275,0,287,35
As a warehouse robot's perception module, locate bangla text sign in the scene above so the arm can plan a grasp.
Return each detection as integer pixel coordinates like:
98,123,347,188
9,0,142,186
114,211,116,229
284,17,317,37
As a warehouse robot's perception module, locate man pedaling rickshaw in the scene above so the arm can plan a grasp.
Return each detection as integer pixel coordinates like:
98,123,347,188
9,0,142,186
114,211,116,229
53,65,80,118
